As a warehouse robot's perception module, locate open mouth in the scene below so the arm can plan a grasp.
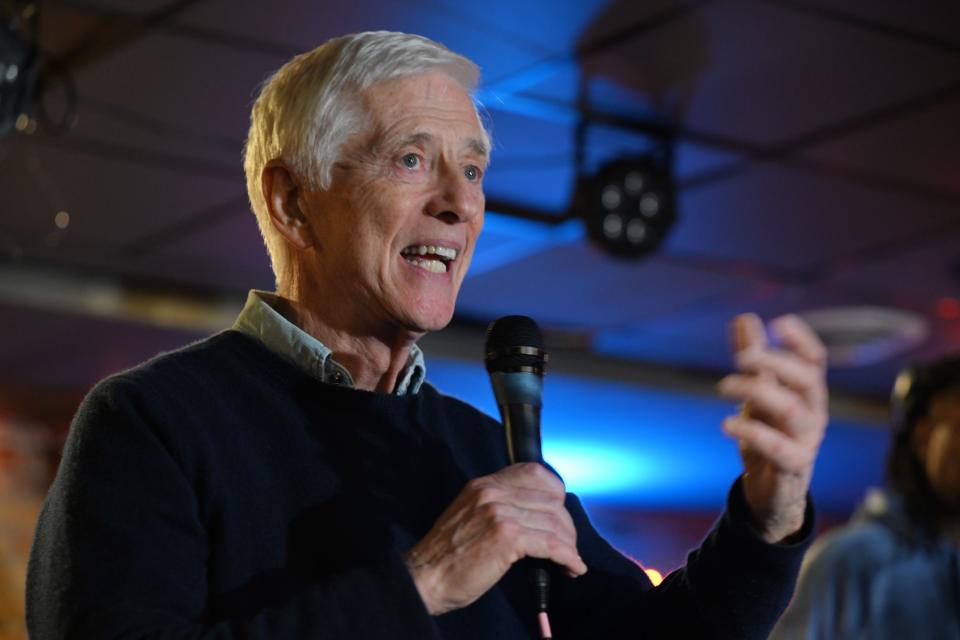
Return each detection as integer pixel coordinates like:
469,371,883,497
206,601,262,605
400,244,458,274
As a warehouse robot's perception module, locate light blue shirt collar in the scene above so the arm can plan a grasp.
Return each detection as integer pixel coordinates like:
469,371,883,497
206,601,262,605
232,290,426,395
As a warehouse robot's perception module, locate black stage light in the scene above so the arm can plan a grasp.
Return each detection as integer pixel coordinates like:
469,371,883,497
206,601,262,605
0,3,39,138
577,155,676,259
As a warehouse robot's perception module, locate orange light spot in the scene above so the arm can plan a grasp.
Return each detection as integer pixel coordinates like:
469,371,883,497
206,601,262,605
644,568,664,586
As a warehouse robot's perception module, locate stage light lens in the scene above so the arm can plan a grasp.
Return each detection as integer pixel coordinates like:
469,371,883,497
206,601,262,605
639,193,659,216
626,219,647,243
603,214,623,239
624,171,646,195
601,185,622,210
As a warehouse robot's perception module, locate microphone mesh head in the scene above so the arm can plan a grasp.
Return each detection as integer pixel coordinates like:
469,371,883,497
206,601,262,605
484,315,546,373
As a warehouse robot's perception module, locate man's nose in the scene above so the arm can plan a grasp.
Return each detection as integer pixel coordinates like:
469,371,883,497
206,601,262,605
426,164,483,224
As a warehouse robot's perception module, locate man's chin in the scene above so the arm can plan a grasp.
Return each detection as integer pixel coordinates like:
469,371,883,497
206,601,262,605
394,308,454,336
413,314,454,334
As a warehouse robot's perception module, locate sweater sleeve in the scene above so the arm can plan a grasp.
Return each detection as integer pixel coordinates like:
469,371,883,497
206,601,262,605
552,477,814,639
26,377,442,639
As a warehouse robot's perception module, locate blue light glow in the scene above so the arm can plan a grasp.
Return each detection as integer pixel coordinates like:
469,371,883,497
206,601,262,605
425,354,888,514
543,440,662,496
468,212,583,278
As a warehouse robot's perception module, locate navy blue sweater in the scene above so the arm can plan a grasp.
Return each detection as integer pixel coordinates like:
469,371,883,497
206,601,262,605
27,330,812,638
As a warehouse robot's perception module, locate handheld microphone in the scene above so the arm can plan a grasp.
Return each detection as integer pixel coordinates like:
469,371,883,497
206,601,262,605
484,315,552,633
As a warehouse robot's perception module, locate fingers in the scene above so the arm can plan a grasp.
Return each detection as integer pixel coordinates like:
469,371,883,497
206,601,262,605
771,314,827,366
468,500,578,548
511,523,588,577
734,348,827,409
727,313,828,409
722,415,815,474
720,312,828,471
731,312,768,354
472,465,585,575
718,374,813,435
722,313,828,540
731,313,827,368
493,461,566,496
462,465,566,519
405,463,586,614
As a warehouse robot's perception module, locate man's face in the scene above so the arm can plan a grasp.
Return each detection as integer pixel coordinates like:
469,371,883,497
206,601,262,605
299,71,487,338
916,386,960,512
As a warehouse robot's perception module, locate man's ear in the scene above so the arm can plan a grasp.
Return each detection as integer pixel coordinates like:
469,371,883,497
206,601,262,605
262,160,313,250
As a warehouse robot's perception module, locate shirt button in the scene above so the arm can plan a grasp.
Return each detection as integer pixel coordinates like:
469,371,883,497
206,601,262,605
330,371,344,384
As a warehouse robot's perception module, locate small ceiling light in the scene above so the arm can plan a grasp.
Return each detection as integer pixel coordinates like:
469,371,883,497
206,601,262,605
54,210,69,229
576,155,676,259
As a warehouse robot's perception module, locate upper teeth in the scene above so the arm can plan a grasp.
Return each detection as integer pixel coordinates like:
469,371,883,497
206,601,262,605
402,245,458,260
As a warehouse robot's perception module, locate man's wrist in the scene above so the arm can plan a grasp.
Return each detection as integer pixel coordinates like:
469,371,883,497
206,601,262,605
405,550,442,615
742,469,811,543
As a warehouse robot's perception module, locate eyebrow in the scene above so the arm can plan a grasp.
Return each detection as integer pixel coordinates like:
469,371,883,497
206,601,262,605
466,137,490,159
394,132,489,160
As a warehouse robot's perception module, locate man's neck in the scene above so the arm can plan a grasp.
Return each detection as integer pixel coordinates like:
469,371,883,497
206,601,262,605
282,296,418,394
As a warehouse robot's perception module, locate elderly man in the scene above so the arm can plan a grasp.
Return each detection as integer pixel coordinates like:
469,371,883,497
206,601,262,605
27,32,828,638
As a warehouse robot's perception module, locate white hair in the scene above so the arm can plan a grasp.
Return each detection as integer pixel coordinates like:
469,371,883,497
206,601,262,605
243,31,490,290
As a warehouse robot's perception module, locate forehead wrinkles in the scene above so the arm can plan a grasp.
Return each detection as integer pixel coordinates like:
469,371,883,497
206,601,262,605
354,74,486,156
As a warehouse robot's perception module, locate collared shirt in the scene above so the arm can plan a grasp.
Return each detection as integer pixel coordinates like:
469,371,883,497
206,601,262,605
232,290,426,395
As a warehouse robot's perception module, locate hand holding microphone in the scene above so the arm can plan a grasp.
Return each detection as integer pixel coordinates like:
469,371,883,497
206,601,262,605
404,316,586,619
484,315,563,638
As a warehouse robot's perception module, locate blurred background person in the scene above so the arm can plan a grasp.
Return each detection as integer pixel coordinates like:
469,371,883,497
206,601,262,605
772,355,960,639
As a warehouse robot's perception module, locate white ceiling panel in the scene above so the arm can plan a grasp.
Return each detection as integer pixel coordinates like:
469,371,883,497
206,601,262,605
825,229,960,302
802,95,960,195
577,1,960,145
667,162,959,271
456,239,755,329
66,98,240,169
141,207,275,291
72,30,285,143
0,136,239,250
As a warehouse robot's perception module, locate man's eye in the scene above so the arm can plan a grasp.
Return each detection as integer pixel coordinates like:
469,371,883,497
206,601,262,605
401,154,421,169
464,165,481,181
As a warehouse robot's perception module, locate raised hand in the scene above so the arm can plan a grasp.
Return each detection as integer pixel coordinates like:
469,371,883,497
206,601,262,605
717,313,829,543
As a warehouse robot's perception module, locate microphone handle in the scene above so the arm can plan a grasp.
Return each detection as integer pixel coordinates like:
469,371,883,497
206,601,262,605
499,401,551,616
501,403,543,464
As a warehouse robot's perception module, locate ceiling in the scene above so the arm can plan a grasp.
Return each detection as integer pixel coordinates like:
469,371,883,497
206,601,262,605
1,0,959,511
